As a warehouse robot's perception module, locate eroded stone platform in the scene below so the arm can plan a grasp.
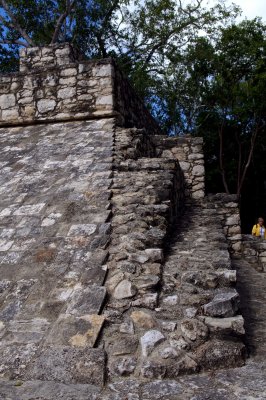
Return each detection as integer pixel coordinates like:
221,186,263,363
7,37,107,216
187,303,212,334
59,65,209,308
0,118,114,385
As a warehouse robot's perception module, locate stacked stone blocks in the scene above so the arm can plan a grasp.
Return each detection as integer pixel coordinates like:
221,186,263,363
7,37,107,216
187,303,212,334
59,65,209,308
0,43,245,392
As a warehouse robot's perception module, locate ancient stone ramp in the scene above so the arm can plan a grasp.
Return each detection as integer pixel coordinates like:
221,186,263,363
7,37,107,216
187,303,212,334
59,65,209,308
0,118,114,387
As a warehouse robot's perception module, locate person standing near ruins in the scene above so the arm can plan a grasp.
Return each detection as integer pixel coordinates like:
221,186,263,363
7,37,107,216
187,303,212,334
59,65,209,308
252,217,266,238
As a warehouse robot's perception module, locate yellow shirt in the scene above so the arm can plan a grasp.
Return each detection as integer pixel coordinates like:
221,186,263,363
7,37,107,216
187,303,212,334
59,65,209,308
252,224,266,238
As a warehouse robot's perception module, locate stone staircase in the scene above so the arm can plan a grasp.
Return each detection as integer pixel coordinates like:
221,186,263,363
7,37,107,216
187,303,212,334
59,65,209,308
155,200,245,372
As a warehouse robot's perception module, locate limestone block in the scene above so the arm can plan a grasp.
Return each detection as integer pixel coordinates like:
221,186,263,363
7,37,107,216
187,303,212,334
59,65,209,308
217,269,236,283
0,342,38,378
161,321,177,332
192,190,205,199
203,290,240,317
166,354,199,377
1,318,50,345
144,248,163,262
141,360,166,379
113,280,137,299
58,87,76,99
200,315,245,335
96,95,113,106
228,234,242,241
10,81,20,91
226,215,240,226
242,247,257,256
106,272,125,292
162,295,179,305
110,356,137,376
159,346,179,359
188,153,204,160
14,203,45,216
192,181,205,190
18,96,34,105
93,64,113,77
231,242,242,252
0,381,101,400
131,293,158,308
133,274,160,290
0,94,16,109
193,339,245,370
225,202,238,208
131,310,156,329
119,320,135,334
46,314,105,347
228,225,241,234
192,165,205,176
59,77,77,86
140,329,165,357
1,108,19,121
66,286,106,316
37,99,56,113
60,68,78,77
184,307,198,318
67,224,97,236
179,161,191,171
161,150,173,158
141,380,182,398
180,318,209,341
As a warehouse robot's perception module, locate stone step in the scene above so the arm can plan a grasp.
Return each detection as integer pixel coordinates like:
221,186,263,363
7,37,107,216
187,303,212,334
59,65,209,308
0,379,101,400
25,346,106,386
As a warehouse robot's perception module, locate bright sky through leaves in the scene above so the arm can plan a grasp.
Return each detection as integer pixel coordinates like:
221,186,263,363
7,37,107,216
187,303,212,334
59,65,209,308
228,0,265,21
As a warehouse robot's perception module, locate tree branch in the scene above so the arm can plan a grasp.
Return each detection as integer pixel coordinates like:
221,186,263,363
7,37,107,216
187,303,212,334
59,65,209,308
235,131,242,192
237,122,262,197
219,119,230,194
141,15,203,70
0,38,29,47
50,0,76,44
0,0,35,46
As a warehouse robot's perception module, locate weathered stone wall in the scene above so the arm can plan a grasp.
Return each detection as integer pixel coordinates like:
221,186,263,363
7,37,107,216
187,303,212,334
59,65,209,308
19,43,77,72
100,129,244,382
103,127,186,380
0,51,114,125
242,235,266,272
0,43,246,394
114,68,161,133
0,118,114,385
0,44,160,134
154,136,205,202
204,194,242,255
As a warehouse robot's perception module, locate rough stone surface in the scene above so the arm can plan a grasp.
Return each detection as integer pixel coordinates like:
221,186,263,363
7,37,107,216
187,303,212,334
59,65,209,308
0,118,113,386
26,346,106,385
0,43,263,398
203,290,240,317
140,330,165,357
0,44,160,134
113,280,137,299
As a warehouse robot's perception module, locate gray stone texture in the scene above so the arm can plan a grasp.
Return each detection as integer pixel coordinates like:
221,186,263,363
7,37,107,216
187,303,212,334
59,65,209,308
0,43,263,399
0,118,113,385
0,44,160,134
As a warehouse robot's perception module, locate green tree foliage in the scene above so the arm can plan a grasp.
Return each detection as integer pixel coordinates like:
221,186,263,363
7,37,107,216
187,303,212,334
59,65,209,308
194,20,266,197
0,0,128,71
0,1,238,72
